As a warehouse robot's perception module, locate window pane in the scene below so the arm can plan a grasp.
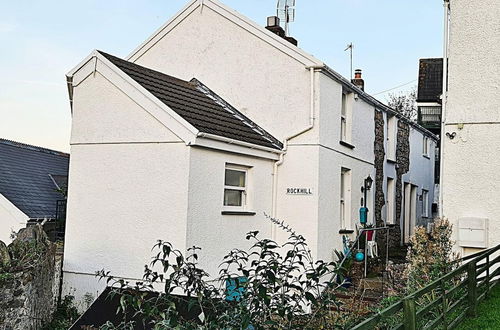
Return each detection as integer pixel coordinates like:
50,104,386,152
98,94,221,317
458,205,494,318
224,189,243,206
341,118,347,140
225,169,246,187
341,93,347,116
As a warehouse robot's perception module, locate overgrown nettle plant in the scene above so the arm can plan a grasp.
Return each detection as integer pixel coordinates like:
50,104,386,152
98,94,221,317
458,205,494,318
97,216,343,329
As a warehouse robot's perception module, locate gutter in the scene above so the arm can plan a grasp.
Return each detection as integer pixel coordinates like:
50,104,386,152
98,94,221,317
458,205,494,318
313,64,439,141
439,0,450,218
271,66,318,240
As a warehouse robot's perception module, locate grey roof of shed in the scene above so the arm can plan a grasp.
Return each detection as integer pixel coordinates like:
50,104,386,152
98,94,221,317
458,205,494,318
417,58,443,103
0,139,69,219
99,51,283,150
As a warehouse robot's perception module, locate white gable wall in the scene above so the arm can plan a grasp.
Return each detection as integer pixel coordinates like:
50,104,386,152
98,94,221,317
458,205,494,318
130,3,318,144
70,72,182,144
63,66,191,310
0,193,28,244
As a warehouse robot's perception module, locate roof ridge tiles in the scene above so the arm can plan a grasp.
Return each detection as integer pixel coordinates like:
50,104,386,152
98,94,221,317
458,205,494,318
0,138,69,157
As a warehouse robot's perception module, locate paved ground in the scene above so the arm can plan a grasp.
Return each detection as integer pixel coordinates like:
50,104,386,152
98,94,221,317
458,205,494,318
457,284,500,330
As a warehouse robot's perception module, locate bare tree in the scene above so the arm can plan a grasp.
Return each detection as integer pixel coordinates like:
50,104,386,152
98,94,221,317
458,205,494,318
386,86,417,121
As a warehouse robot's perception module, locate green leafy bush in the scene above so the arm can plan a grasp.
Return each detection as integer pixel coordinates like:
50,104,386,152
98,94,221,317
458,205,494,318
97,225,343,329
42,295,80,330
405,218,458,293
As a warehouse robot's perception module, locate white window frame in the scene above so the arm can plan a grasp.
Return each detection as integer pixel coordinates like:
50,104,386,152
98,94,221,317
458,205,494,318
422,189,429,218
340,91,353,143
223,164,249,211
341,93,347,142
340,168,352,229
386,115,397,161
423,136,430,158
386,177,395,224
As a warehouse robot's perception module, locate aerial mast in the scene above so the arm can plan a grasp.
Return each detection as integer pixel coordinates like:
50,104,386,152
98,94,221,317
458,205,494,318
277,0,296,36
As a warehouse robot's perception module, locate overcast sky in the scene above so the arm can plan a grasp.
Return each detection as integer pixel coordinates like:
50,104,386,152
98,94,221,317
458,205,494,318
0,0,443,152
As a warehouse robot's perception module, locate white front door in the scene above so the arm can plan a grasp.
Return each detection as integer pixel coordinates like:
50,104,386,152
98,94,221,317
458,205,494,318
403,183,418,244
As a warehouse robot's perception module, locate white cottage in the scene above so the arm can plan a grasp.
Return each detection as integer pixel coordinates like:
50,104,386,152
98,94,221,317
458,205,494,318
63,0,436,307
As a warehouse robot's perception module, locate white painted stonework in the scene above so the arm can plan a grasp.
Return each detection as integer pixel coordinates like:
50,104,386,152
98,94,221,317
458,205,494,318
441,0,500,255
0,193,28,244
63,0,437,308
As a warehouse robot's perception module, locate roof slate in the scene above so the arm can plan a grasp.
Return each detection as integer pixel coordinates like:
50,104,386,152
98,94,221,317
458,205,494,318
0,139,69,219
417,58,443,103
99,51,283,150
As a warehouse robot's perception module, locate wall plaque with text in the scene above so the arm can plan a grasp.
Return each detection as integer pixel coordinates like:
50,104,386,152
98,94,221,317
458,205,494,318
286,188,313,195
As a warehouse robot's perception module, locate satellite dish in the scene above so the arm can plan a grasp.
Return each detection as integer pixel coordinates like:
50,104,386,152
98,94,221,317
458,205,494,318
277,0,296,36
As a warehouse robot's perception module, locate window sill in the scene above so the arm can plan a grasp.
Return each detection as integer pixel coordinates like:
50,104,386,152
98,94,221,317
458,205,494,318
339,229,355,234
423,154,430,159
387,158,397,164
221,211,256,216
339,141,355,149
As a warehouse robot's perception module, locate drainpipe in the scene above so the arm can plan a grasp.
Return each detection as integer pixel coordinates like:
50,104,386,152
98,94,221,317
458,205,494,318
438,0,450,218
271,66,320,240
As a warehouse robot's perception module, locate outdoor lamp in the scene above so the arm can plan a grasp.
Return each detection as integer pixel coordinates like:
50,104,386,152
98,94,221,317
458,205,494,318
364,175,373,190
361,175,373,209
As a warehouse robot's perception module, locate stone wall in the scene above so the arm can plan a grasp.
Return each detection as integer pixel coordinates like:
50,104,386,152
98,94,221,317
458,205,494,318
0,227,62,330
393,121,410,247
373,110,387,255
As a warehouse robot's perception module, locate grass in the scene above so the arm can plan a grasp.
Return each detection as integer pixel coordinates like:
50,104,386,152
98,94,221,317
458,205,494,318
457,284,500,330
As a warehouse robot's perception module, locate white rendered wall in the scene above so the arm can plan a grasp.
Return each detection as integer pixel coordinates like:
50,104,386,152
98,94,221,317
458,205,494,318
0,193,28,244
275,145,321,257
186,147,275,277
130,4,318,144
402,128,435,224
442,0,500,252
316,73,375,259
63,71,190,309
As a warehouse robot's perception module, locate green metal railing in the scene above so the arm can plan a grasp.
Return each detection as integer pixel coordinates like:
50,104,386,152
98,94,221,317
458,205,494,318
351,244,500,330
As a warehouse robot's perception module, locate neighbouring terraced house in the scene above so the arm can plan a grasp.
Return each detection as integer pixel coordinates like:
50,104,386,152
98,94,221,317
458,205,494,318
0,139,69,243
62,0,437,308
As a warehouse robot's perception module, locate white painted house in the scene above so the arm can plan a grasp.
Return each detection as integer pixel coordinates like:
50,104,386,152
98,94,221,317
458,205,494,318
440,0,500,255
62,0,436,307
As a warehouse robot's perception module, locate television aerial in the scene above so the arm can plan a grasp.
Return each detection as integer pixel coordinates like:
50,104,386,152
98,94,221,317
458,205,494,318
277,0,296,36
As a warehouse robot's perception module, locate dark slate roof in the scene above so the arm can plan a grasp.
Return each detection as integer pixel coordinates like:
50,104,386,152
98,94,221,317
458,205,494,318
0,139,69,219
98,51,282,150
417,58,443,103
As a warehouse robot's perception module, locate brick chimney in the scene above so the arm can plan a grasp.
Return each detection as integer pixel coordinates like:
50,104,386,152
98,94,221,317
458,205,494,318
265,16,298,46
351,69,365,91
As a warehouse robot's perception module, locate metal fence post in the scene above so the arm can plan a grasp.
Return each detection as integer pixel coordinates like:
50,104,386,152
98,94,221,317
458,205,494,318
441,279,447,329
403,297,417,330
467,261,478,317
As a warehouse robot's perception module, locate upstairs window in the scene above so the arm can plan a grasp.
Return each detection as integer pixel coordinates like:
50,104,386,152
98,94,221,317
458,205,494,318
341,93,348,141
423,136,430,157
386,115,397,161
224,165,248,209
340,91,353,144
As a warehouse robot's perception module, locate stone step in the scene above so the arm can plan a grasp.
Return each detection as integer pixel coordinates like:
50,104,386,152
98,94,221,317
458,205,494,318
359,277,386,292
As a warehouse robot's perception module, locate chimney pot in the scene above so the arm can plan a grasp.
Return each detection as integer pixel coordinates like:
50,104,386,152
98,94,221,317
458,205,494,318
351,69,365,91
265,16,297,46
267,16,280,27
